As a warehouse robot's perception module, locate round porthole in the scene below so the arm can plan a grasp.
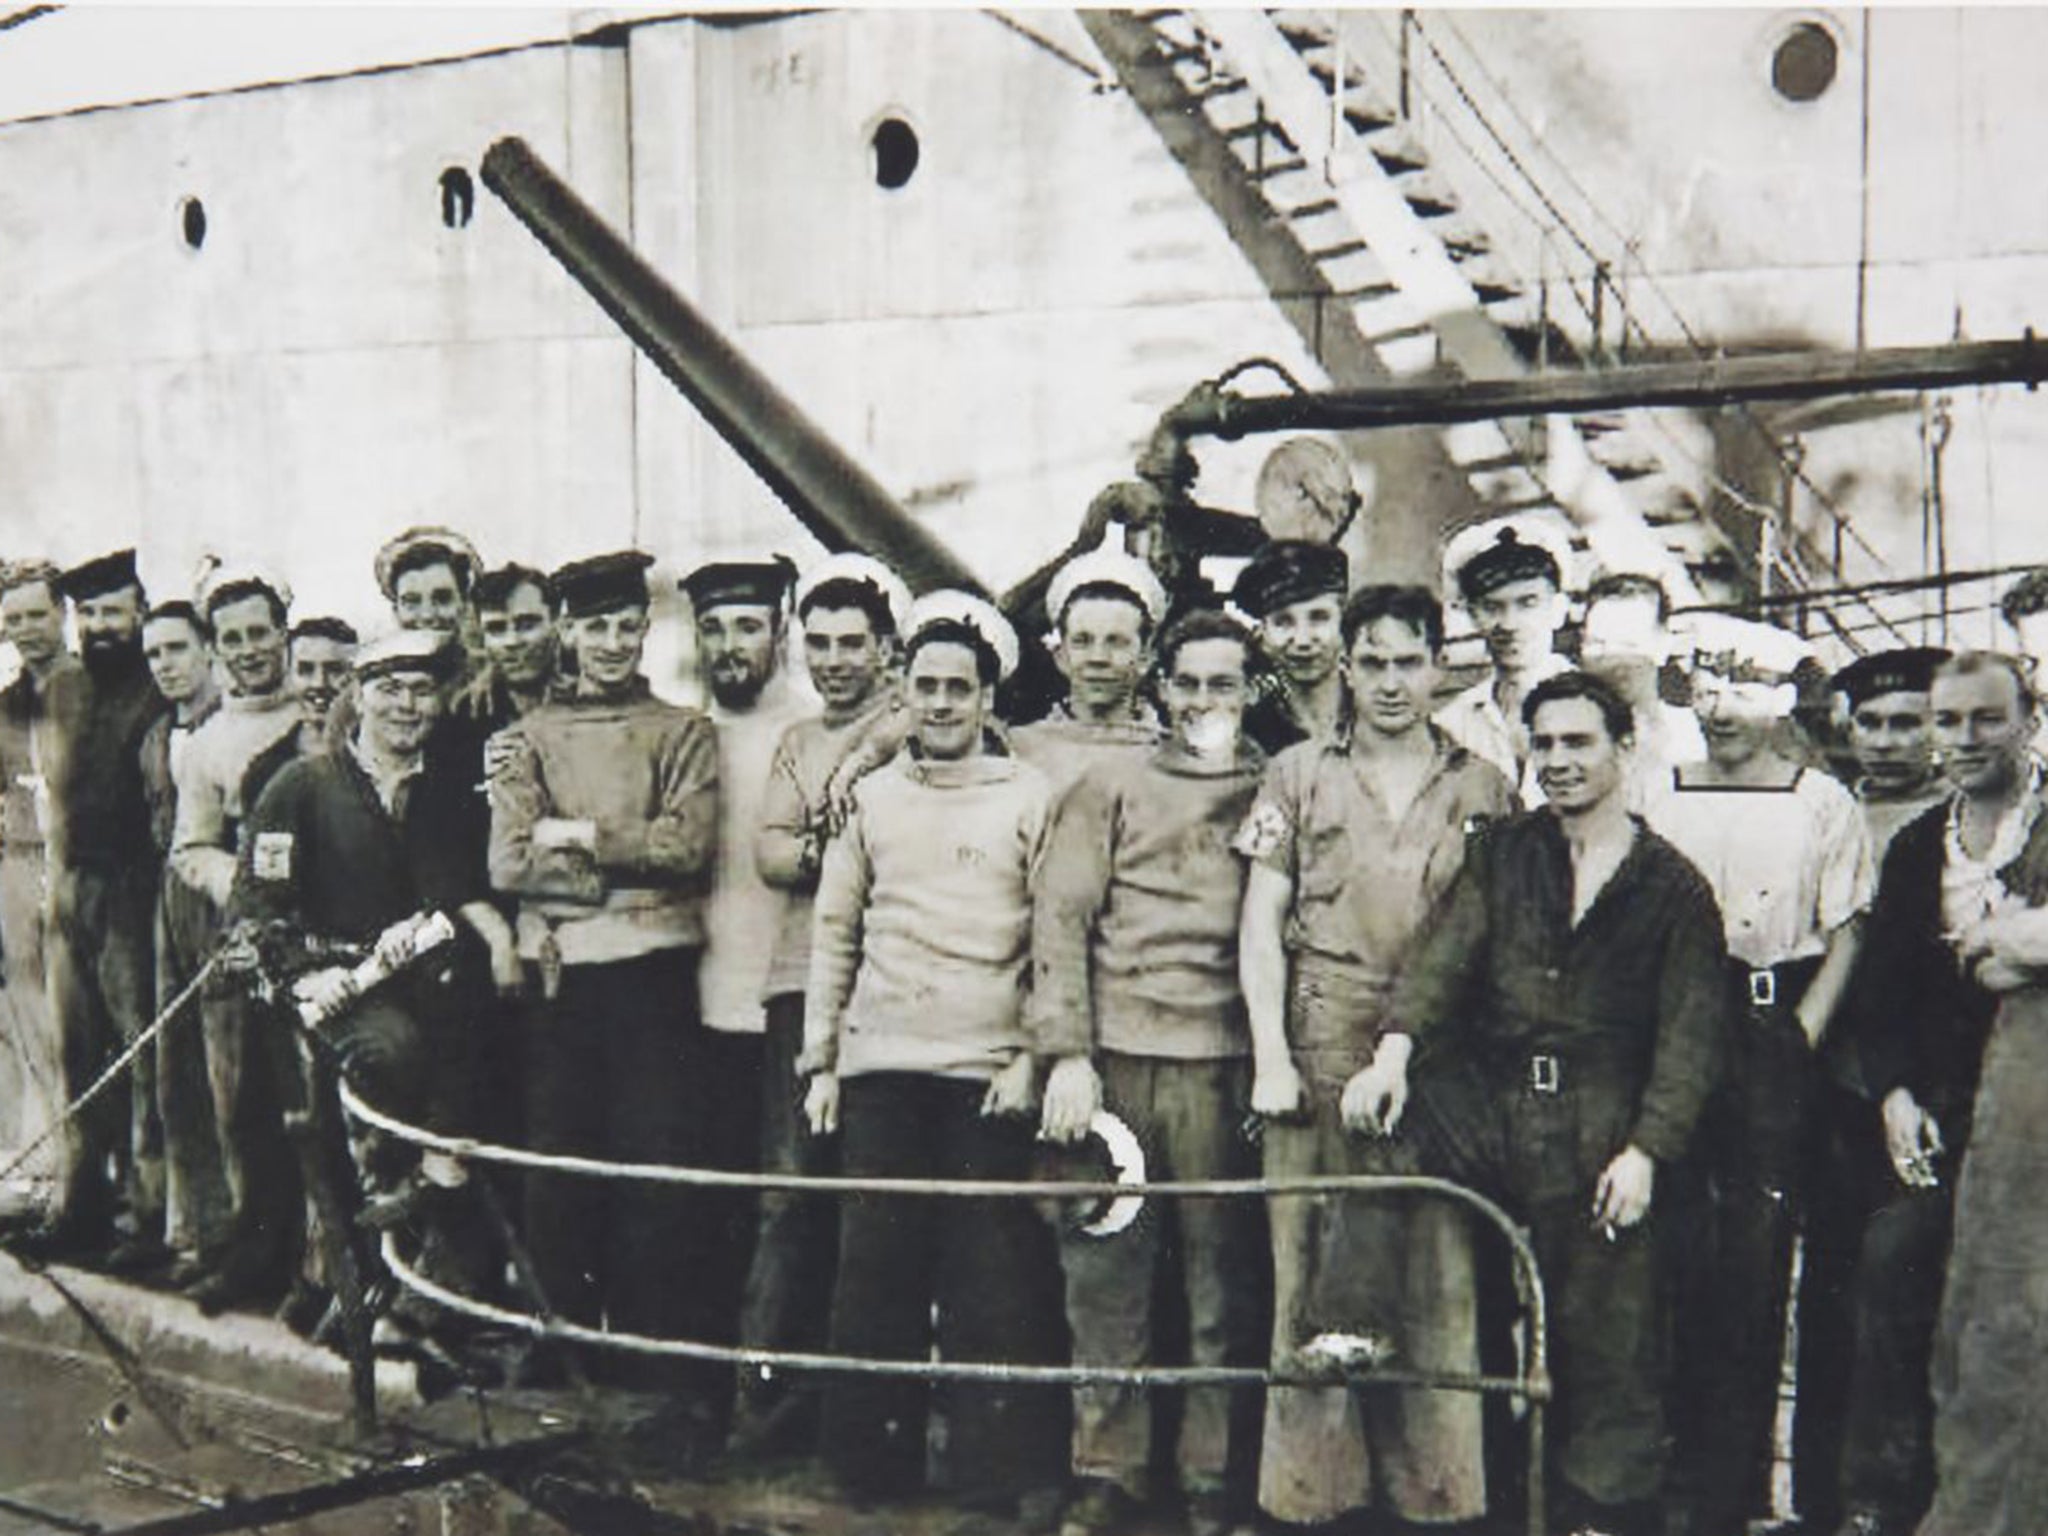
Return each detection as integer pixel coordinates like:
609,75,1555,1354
871,117,919,190
1770,21,1838,103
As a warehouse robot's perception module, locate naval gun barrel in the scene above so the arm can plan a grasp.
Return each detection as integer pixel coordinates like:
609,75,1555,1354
480,136,982,596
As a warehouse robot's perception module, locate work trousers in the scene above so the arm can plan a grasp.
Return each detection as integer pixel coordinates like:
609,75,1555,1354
735,993,838,1427
1056,1053,1253,1501
1410,1045,1672,1514
520,947,713,1390
1834,1182,1952,1525
699,1024,763,1355
822,1071,1066,1502
204,983,301,1283
155,876,230,1259
1918,989,2048,1536
1260,1077,1485,1526
46,863,157,1234
1678,962,1820,1535
0,848,63,1209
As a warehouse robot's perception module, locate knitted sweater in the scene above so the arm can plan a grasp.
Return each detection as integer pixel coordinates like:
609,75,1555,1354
1029,743,1264,1060
802,750,1051,1082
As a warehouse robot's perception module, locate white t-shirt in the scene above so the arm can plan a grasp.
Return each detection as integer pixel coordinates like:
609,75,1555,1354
1644,763,1873,967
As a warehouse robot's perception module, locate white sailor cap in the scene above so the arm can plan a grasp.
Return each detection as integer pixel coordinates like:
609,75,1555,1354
1441,514,1574,603
1683,612,1816,684
794,553,914,636
905,590,1020,686
374,526,483,602
194,559,293,618
1045,546,1168,632
352,628,462,684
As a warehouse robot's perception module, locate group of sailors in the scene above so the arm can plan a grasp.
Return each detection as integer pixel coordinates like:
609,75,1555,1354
0,508,2043,1536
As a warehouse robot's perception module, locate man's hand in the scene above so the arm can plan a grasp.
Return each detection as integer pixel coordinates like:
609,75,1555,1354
293,966,360,1023
1592,1145,1655,1231
803,1072,840,1137
982,1054,1037,1119
1039,1055,1101,1144
1251,1056,1306,1121
1973,955,2032,993
1340,1033,1414,1137
370,917,424,974
1882,1087,1943,1189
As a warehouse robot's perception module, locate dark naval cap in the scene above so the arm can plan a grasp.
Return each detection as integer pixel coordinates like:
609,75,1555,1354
55,547,142,602
552,551,655,618
353,629,461,684
1444,517,1569,603
679,555,798,614
1833,646,1951,710
1232,540,1348,619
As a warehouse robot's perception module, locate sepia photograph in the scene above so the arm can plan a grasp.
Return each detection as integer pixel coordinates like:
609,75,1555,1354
0,5,2043,1534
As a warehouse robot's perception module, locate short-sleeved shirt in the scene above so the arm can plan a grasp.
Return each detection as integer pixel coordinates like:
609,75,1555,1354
1432,654,1569,792
1642,763,1873,967
1235,726,1514,1074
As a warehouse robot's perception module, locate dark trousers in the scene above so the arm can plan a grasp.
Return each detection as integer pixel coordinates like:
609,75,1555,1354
1834,1182,1953,1524
1410,1046,1670,1515
45,864,156,1234
1790,1077,1888,1531
822,1071,1066,1502
205,986,302,1281
1679,967,1819,1534
735,993,838,1425
1057,1053,1253,1500
521,947,712,1388
156,877,230,1258
699,1025,763,1353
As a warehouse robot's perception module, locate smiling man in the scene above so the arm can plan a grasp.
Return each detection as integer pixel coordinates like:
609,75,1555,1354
168,569,305,1311
237,618,360,817
1363,670,1729,1536
1030,607,1266,1536
1435,517,1575,791
801,591,1063,1517
1832,647,1952,863
488,550,720,1396
1234,584,1513,1533
1641,618,1873,1536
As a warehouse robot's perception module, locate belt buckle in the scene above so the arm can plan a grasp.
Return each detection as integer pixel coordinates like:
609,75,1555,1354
1748,968,1776,1008
1528,1053,1561,1095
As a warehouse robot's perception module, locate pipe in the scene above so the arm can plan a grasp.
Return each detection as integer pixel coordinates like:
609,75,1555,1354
479,137,983,596
1165,332,2044,439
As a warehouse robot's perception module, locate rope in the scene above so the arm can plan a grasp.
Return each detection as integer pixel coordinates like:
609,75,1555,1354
0,955,217,1191
379,1236,1548,1398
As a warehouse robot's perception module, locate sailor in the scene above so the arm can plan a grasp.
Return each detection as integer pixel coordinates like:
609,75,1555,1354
1995,567,2048,760
23,550,166,1267
736,552,910,1454
487,550,721,1391
238,618,360,815
1433,515,1574,791
1827,652,2036,1536
1833,647,1953,861
375,526,483,644
800,592,1064,1515
1576,570,1706,808
679,555,813,1368
1791,643,1950,1535
1030,607,1266,1536
169,567,305,1313
137,601,228,1281
1010,546,1166,791
1641,616,1874,1536
1365,670,1729,1536
1232,540,1349,755
0,561,78,1230
233,630,500,1345
1235,585,1513,1532
449,564,561,732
